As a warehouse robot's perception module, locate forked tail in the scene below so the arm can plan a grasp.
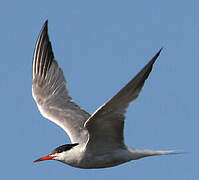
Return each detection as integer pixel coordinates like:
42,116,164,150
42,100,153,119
128,148,181,160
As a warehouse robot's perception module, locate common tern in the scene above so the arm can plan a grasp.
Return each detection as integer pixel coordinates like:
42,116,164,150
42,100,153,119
32,21,177,169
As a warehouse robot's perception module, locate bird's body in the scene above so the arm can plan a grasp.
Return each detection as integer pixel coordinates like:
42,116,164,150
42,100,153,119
53,144,133,169
55,145,176,169
32,21,177,169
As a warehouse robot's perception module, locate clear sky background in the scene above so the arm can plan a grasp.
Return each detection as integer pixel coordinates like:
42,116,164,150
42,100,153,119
0,0,197,179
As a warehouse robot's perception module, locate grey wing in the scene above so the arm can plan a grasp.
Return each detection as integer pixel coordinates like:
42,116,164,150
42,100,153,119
32,21,90,144
84,49,162,151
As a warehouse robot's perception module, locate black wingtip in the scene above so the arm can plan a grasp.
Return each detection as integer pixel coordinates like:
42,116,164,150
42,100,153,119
150,48,162,65
32,19,54,79
44,20,48,27
156,47,163,57
41,20,48,34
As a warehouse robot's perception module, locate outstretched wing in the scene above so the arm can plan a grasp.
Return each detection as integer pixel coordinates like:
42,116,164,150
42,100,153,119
32,21,90,144
84,49,162,151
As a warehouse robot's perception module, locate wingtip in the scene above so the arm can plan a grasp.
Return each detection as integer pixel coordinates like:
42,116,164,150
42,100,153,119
32,19,51,79
42,20,48,33
150,47,163,64
37,20,48,37
156,47,163,57
44,20,48,27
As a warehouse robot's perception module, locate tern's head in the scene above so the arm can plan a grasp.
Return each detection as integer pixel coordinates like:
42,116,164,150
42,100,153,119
33,143,79,163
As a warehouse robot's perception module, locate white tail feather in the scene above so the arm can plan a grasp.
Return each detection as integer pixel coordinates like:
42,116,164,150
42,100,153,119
128,148,181,160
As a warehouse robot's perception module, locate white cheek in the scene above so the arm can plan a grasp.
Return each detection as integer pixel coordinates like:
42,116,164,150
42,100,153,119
54,152,66,161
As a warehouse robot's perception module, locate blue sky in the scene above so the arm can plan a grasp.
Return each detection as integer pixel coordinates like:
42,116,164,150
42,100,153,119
0,0,197,179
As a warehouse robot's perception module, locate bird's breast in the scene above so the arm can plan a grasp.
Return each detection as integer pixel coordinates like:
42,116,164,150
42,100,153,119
72,148,132,169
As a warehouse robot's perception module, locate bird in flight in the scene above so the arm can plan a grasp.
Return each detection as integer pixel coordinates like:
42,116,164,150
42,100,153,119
32,20,177,169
